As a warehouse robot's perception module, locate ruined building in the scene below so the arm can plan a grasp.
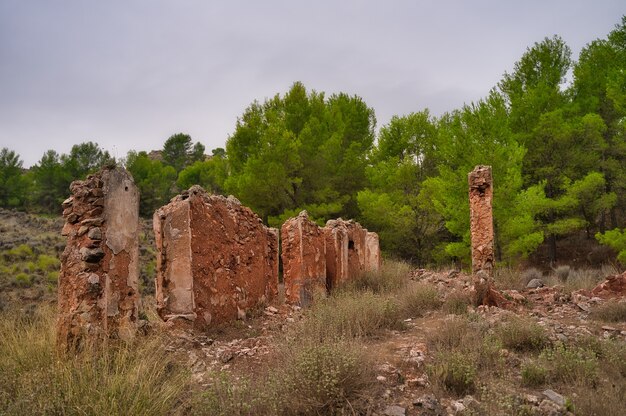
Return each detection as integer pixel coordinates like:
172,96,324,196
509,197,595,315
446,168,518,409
58,167,140,349
283,215,381,306
154,186,279,329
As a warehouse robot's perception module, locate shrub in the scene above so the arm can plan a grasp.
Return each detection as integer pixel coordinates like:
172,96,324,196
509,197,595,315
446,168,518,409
590,301,626,322
193,340,375,415
297,291,403,341
5,244,34,261
554,265,571,282
521,267,542,284
46,271,59,284
36,255,60,272
494,267,525,290
428,351,476,395
442,291,472,315
280,339,374,414
494,317,549,352
521,362,547,387
400,282,441,317
540,344,599,386
13,272,32,288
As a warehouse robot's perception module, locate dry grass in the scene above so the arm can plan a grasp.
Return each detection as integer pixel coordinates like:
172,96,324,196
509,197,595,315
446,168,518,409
590,300,626,322
426,317,502,397
399,282,441,318
0,305,190,415
343,260,410,294
494,316,549,352
441,290,473,315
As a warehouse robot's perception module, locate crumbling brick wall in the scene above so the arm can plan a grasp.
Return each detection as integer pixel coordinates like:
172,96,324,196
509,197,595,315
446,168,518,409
345,220,368,278
281,211,326,306
154,186,278,329
468,165,495,277
365,231,381,272
324,219,349,291
58,167,140,349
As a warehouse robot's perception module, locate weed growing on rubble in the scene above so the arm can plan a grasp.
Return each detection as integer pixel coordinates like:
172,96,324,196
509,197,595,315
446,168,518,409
400,282,441,317
441,290,473,315
0,305,189,415
296,290,404,341
494,316,549,352
590,300,626,322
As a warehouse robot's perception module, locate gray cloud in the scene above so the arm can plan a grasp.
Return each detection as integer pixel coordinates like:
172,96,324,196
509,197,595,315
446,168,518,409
0,0,623,166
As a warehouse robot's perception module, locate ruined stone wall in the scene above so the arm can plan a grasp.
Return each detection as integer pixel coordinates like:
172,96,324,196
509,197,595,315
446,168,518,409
154,186,278,329
58,167,139,348
365,231,381,272
468,165,494,277
324,219,349,291
281,211,326,306
345,220,368,278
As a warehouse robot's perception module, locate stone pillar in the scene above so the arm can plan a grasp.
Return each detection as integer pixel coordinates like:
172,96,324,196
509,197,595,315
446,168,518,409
324,219,349,291
468,165,494,277
58,167,140,349
281,211,327,307
154,186,278,329
365,231,381,272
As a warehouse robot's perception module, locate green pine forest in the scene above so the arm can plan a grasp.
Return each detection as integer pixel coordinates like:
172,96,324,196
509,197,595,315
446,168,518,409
2,17,626,268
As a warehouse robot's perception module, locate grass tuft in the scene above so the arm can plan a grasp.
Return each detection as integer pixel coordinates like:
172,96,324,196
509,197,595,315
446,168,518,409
590,301,626,322
0,305,190,415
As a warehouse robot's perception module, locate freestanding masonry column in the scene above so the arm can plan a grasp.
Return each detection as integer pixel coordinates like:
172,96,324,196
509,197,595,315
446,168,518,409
468,165,494,277
57,167,140,349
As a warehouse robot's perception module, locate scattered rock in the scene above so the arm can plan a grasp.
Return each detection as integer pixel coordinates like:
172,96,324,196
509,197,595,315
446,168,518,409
383,405,406,416
542,389,565,406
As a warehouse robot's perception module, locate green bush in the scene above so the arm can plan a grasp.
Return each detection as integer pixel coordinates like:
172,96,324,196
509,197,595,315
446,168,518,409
596,228,626,264
46,271,59,284
5,244,34,261
540,344,599,386
429,351,476,395
13,273,32,288
36,255,60,272
521,362,547,387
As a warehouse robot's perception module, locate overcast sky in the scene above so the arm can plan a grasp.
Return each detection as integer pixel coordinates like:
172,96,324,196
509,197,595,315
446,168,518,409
0,1,623,167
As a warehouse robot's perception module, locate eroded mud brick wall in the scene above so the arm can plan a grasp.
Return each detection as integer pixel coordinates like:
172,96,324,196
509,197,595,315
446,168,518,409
468,165,494,277
365,231,381,272
154,186,278,328
58,167,140,348
281,211,326,306
345,220,368,278
324,219,349,291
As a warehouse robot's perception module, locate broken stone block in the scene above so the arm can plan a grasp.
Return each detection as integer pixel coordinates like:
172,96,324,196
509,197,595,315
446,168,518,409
154,186,278,329
365,231,381,272
57,167,140,350
468,165,494,277
281,211,326,307
324,219,349,291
